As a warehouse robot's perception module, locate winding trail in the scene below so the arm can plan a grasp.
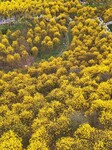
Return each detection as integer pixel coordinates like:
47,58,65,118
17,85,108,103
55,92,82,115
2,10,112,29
0,15,112,33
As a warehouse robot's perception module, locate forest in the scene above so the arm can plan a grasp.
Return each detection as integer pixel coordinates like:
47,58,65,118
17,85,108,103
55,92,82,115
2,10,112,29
0,0,112,149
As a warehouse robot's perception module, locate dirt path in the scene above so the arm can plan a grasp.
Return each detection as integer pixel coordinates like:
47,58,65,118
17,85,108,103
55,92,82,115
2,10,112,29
106,21,112,26
0,18,15,25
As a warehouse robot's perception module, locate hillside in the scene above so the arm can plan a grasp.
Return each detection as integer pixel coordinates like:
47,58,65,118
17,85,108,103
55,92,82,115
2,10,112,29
0,0,112,149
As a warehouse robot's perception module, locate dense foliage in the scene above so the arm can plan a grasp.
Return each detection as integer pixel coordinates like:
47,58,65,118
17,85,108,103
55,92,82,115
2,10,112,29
0,0,112,149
